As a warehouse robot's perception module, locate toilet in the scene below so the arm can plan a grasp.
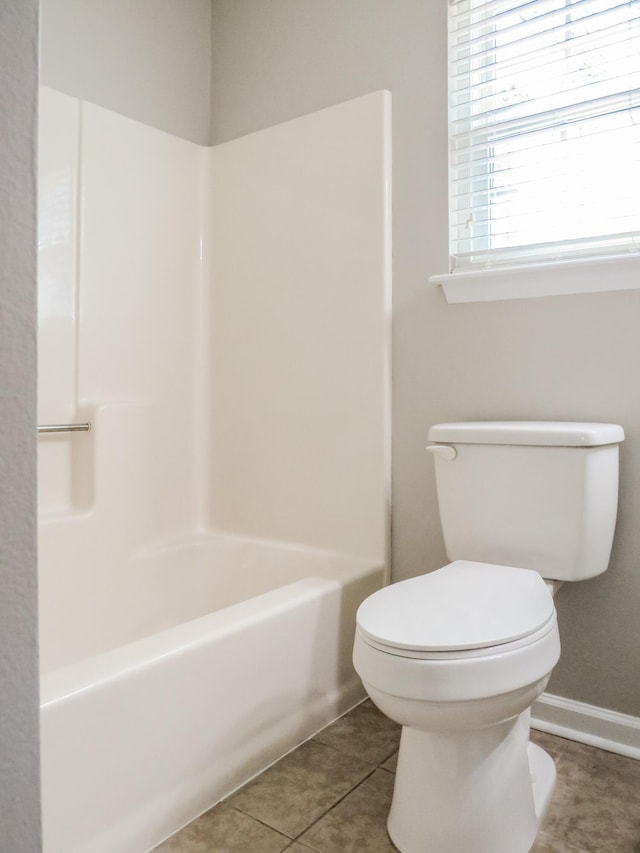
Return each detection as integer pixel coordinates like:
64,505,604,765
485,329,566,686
353,421,624,853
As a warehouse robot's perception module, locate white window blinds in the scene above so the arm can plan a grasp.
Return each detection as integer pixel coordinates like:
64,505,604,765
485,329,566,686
449,0,640,272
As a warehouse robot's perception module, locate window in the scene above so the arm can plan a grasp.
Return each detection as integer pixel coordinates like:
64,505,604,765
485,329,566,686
448,0,640,274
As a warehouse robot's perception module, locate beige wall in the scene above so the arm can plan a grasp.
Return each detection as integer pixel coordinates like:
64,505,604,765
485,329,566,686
211,0,640,719
0,1,42,849
40,0,212,143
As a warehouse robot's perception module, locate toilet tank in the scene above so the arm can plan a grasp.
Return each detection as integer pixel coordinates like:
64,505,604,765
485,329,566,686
427,422,624,582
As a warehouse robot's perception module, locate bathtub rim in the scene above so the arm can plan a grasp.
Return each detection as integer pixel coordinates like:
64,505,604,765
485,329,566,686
40,572,376,707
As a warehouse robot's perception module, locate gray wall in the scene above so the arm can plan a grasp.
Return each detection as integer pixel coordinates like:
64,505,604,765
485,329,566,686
0,1,42,849
40,0,212,143
211,0,640,718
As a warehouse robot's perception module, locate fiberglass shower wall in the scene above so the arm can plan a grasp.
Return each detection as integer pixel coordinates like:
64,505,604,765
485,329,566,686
207,91,391,564
38,87,205,670
38,88,391,670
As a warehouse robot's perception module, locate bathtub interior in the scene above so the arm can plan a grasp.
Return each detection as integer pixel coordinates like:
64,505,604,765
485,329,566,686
40,534,384,675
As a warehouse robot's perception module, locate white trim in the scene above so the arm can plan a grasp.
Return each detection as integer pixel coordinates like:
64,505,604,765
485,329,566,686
430,255,640,304
531,692,640,760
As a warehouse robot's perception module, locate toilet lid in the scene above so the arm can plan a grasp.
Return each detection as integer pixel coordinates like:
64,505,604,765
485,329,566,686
356,561,555,653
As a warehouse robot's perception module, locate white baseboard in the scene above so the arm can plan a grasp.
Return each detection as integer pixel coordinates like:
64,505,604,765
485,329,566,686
531,692,640,760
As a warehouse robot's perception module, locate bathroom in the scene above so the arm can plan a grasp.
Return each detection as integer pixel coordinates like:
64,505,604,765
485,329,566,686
2,1,640,851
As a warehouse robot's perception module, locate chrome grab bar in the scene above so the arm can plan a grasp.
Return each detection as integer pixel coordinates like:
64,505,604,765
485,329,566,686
38,422,91,434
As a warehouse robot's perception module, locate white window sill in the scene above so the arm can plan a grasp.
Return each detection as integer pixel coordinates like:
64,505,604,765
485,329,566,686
429,255,640,304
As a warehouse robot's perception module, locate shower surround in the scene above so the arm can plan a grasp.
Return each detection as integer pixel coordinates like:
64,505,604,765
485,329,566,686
38,88,391,852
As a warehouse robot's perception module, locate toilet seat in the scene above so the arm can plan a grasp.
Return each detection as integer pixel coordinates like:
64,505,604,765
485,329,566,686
357,616,557,661
356,560,555,655
353,561,561,703
353,619,560,703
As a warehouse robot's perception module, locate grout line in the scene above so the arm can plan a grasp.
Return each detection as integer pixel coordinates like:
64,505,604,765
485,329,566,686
290,765,380,845
159,704,398,848
231,761,380,844
227,806,293,841
224,711,400,845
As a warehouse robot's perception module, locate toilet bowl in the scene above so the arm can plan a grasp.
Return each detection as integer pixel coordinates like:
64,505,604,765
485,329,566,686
352,421,624,853
354,560,560,853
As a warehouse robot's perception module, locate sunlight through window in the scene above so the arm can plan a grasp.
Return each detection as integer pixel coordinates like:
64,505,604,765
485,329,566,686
449,0,640,271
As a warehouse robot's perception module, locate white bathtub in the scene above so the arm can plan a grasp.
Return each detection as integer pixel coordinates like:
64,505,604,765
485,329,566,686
40,536,384,853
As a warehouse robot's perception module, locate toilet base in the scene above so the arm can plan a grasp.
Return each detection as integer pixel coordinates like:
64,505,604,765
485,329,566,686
387,712,556,853
528,740,557,825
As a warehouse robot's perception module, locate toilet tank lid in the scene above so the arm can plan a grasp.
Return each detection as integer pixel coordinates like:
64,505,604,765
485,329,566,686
428,421,624,447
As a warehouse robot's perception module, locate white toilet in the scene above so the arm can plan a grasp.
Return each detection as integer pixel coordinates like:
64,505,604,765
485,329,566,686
353,421,624,853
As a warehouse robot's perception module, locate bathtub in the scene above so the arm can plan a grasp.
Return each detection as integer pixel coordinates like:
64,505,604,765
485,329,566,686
40,535,384,853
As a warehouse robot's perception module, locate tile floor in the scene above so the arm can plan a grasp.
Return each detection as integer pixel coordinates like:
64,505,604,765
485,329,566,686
154,700,640,853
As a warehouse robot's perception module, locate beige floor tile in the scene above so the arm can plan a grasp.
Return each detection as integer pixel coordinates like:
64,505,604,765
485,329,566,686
227,739,375,838
380,750,397,773
537,739,640,853
531,830,588,852
299,768,397,852
314,700,401,766
153,804,290,852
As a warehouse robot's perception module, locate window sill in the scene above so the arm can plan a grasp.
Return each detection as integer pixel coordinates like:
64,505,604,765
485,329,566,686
429,255,640,304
